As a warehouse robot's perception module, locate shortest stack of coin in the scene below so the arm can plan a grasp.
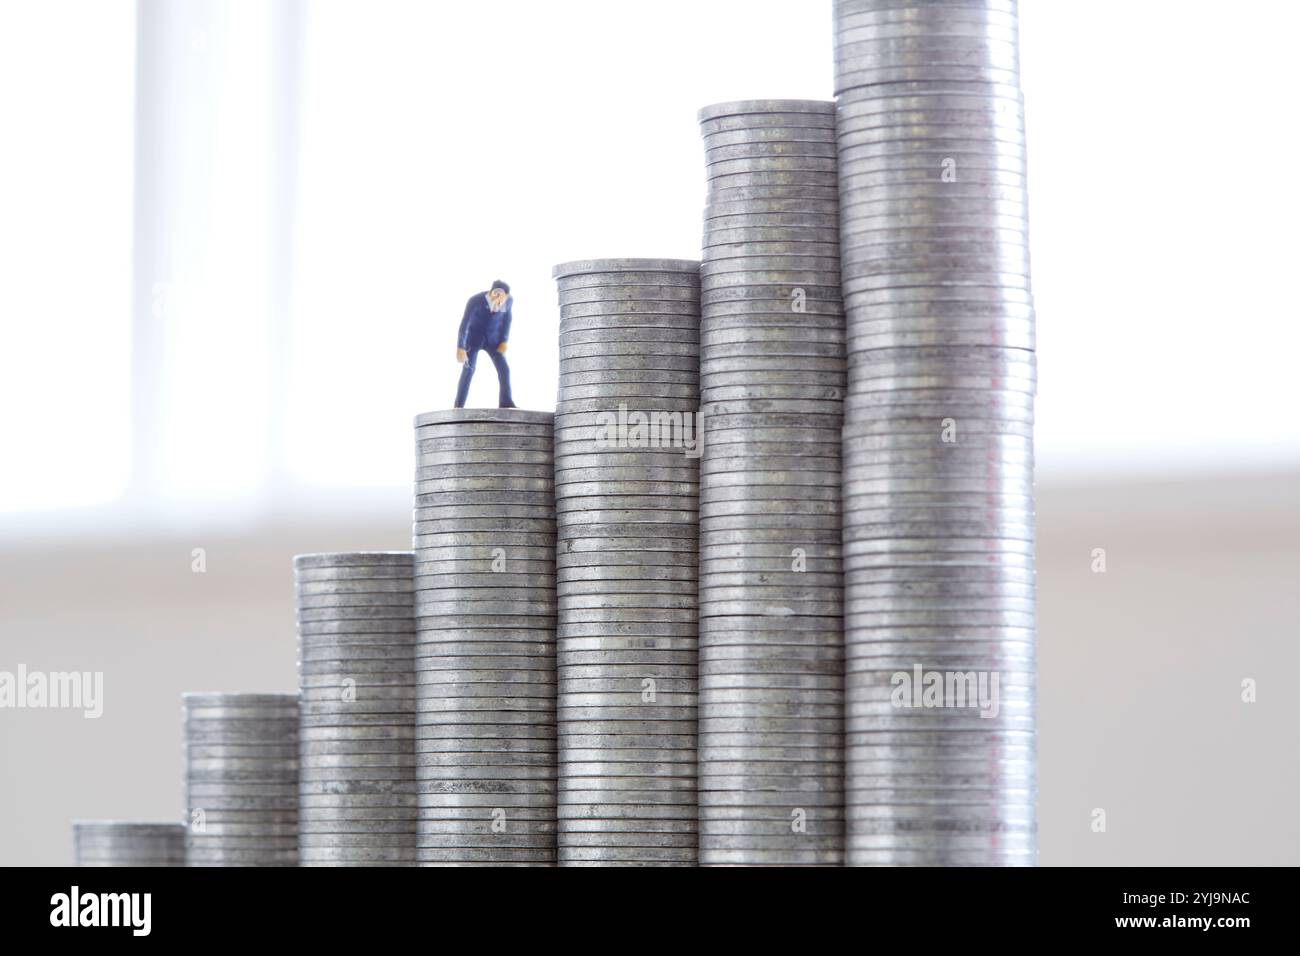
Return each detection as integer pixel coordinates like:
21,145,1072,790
72,822,186,867
295,552,417,866
182,692,299,867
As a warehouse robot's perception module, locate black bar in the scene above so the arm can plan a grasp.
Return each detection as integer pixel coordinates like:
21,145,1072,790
6,867,1269,943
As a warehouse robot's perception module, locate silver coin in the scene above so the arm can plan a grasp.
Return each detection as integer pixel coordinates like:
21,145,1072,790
73,822,186,838
697,640,844,662
558,306,698,324
552,258,699,278
186,829,299,845
561,326,699,345
848,326,1035,351
182,692,298,709
836,22,1017,48
837,110,1029,138
837,71,1019,101
418,733,556,749
560,348,699,368
294,551,413,569
703,215,842,236
414,407,553,426
699,99,834,121
840,234,1028,264
837,130,1025,157
699,308,845,329
837,106,1019,138
702,131,836,155
701,124,841,149
415,429,552,448
836,34,1018,63
845,803,1033,823
844,782,1037,802
294,569,414,586
184,745,300,762
415,452,553,471
558,273,699,293
838,161,1027,189
412,415,552,431
701,284,841,305
556,291,698,311
296,621,418,643
553,303,702,317
704,242,842,264
185,850,299,865
181,726,298,744
843,255,1032,281
706,156,838,180
835,5,1017,28
835,62,1020,90
295,582,413,601
700,115,835,138
702,442,842,460
705,147,838,169
837,163,1019,191
708,166,839,189
413,538,556,554
840,192,1028,219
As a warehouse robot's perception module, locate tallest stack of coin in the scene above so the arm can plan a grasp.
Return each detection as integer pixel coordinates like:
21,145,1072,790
696,101,846,866
833,0,1037,866
552,258,702,867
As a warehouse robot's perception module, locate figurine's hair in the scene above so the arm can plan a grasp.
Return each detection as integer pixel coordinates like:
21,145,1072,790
490,280,510,294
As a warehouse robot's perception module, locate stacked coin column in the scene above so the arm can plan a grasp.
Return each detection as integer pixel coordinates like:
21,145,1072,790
696,101,847,866
182,693,299,866
552,258,701,867
72,822,186,867
413,409,558,866
294,552,417,866
834,0,1036,865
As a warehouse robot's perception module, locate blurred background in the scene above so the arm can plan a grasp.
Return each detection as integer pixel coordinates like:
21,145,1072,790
1,0,1297,866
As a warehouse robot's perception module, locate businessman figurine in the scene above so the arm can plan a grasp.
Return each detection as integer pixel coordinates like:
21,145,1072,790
454,280,516,409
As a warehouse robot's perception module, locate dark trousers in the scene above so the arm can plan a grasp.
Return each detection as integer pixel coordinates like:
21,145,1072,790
454,344,513,408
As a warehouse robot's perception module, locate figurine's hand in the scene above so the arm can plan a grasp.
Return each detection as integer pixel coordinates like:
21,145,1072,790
496,342,509,354
456,348,468,364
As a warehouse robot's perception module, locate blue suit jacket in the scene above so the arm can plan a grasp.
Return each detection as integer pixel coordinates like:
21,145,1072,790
458,292,514,349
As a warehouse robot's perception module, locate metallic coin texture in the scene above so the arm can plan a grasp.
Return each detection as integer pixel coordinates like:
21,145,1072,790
72,822,186,867
551,260,702,866
411,409,558,865
293,552,417,865
181,692,299,867
833,0,1038,867
695,102,846,866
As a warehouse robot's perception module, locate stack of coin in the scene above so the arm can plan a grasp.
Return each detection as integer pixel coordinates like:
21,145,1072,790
295,551,417,867
696,101,846,866
182,693,299,867
552,258,701,866
412,409,557,866
833,0,1037,865
72,822,186,867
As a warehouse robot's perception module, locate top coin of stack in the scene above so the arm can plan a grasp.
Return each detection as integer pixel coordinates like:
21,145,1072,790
72,821,186,867
412,408,558,866
697,101,846,867
295,551,417,867
833,0,1036,866
553,258,702,867
182,692,300,867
